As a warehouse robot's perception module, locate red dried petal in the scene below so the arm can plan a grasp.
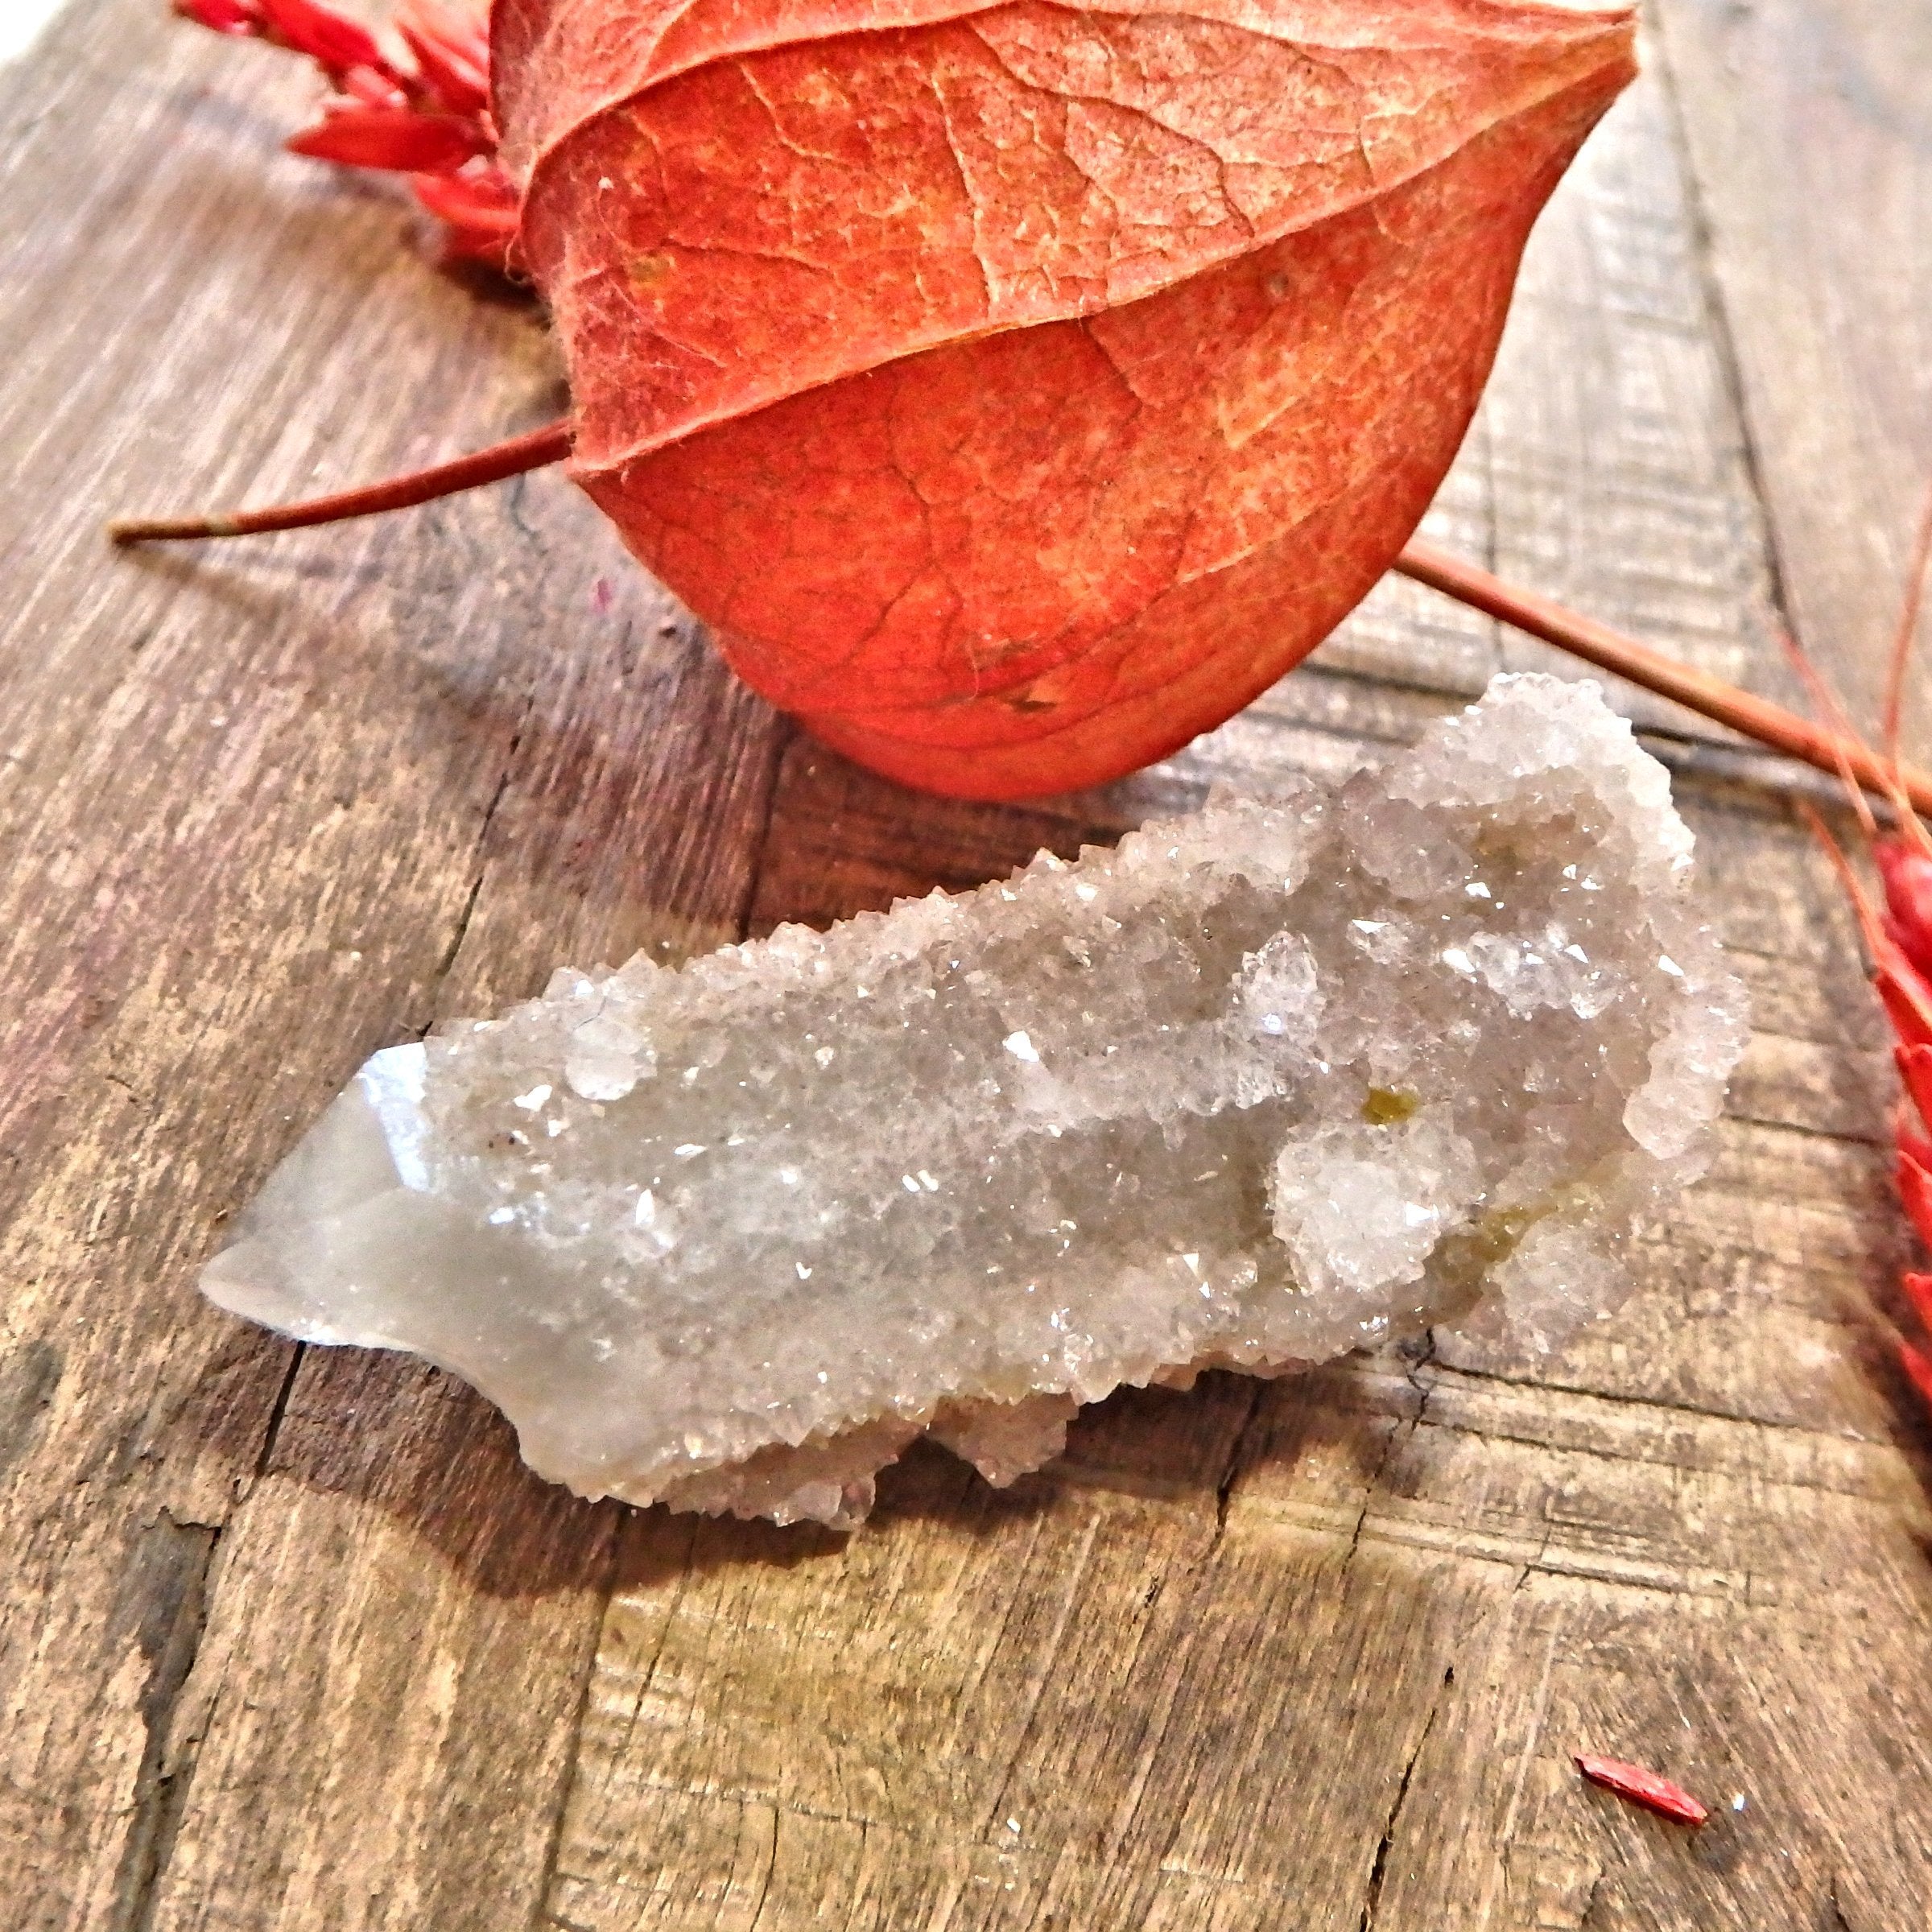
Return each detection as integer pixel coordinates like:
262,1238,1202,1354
258,0,386,79
1574,1754,1709,1826
397,0,489,116
287,105,488,174
1901,1044,1932,1141
175,0,258,34
339,64,408,105
1877,959,1932,1053
411,168,521,265
1901,1338,1932,1415
1876,837,1932,985
1902,1272,1932,1337
1901,1153,1932,1249
436,225,515,269
411,165,518,225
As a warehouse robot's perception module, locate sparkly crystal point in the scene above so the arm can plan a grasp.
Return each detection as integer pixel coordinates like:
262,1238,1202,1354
204,675,1748,1526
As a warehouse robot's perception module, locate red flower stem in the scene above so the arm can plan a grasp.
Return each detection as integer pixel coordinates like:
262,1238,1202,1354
1395,537,1932,819
107,419,572,543
1882,478,1932,768
109,437,1932,817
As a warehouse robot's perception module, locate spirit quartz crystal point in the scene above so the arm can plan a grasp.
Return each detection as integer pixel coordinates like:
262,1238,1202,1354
204,675,1748,1528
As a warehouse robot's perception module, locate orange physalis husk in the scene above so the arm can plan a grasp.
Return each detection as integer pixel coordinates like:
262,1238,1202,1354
125,4,1932,810
169,0,1646,796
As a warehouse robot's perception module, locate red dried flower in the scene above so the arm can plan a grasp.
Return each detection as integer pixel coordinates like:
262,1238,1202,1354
171,0,508,266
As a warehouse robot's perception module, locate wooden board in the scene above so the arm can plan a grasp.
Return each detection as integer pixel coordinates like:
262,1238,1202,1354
2,3,1930,1926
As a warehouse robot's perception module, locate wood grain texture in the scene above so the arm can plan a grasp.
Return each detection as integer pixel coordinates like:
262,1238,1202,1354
2,2,1929,1928
1656,0,1932,755
1315,29,1803,746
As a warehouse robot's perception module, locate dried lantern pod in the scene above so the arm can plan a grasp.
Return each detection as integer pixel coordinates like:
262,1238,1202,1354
495,0,1638,796
147,0,1641,800
135,2,1932,829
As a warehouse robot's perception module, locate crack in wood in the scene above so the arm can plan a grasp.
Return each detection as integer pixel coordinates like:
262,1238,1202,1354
1648,13,1810,673
1827,1876,1856,1932
1428,1357,1866,1438
1208,1378,1267,1554
527,1566,618,1932
249,1343,304,1485
745,1802,780,1932
1345,1336,1435,1566
1579,1866,1606,1928
1356,1664,1452,1930
423,677,536,1009
106,1510,221,1932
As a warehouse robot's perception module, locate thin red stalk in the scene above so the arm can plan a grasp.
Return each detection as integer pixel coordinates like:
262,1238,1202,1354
1801,803,1932,1046
109,419,571,543
107,448,1932,822
1800,801,1890,958
1883,477,1932,773
1774,621,1877,841
1395,538,1932,820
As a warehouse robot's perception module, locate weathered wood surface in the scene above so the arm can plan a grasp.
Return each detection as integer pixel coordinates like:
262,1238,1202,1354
3,2,1930,1926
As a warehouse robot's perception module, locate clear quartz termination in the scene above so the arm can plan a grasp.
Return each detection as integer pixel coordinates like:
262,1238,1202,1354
204,676,1748,1529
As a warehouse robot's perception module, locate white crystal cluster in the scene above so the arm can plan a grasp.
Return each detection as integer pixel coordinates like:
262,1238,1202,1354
204,676,1747,1527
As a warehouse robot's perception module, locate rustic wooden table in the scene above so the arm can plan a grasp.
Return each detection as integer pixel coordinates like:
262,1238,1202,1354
6,1,1932,1926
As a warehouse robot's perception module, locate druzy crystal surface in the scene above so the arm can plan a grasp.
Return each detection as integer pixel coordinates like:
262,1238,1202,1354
204,676,1747,1527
